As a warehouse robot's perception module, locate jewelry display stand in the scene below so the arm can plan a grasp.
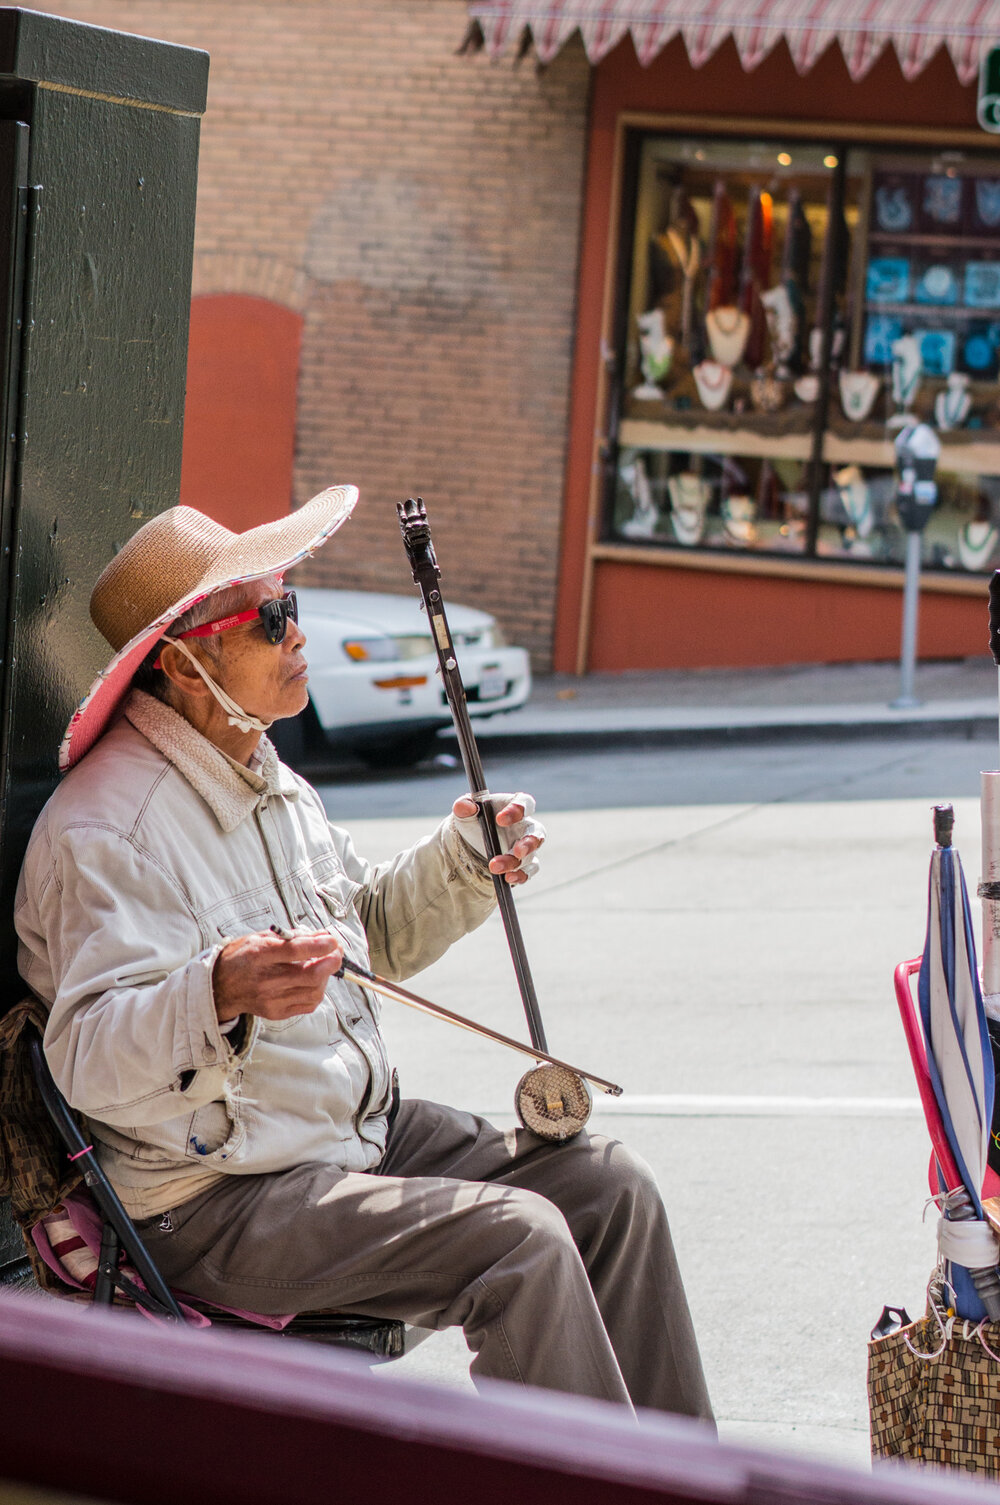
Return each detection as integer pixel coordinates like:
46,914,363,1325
665,223,701,351
888,335,921,429
749,373,787,414
705,306,750,368
619,455,660,538
794,374,819,403
934,373,972,432
760,285,797,376
838,369,881,423
833,463,875,549
957,519,1000,570
692,359,733,411
808,326,845,372
634,308,674,399
667,472,710,545
721,494,757,547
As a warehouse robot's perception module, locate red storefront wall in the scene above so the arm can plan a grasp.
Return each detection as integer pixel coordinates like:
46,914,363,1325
554,36,990,673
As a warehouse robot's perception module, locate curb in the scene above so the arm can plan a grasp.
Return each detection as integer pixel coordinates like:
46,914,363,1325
291,707,999,778
458,713,997,755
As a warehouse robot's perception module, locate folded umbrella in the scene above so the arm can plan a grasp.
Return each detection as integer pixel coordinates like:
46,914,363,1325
916,804,1000,1319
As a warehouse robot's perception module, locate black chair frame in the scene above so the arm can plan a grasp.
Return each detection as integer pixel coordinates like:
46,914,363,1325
26,1024,404,1358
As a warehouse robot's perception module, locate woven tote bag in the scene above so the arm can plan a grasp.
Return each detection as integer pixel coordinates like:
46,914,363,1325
869,1292,1000,1474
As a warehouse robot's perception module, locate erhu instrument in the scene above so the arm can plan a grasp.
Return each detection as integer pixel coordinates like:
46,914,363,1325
396,495,622,1141
270,924,622,1130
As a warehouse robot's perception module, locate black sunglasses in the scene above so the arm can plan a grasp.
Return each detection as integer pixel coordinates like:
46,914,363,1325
256,590,299,645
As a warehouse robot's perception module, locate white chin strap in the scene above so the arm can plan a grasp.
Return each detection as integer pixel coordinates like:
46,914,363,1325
160,636,273,734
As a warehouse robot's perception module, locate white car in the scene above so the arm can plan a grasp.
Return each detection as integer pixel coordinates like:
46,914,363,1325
272,586,532,767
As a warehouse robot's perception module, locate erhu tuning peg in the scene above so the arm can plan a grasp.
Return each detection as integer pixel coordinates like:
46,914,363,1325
396,496,438,580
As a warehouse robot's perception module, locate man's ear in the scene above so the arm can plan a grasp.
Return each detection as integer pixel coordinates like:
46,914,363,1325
158,642,213,699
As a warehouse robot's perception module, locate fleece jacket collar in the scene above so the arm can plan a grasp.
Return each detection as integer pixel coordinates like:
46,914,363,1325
124,690,300,833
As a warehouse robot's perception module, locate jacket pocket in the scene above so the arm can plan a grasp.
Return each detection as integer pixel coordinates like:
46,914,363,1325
214,907,274,940
184,1099,245,1164
315,878,362,921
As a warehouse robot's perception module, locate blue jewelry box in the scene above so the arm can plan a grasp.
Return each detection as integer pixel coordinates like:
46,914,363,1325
914,328,956,377
866,258,910,304
864,315,904,365
914,264,959,306
964,261,1000,309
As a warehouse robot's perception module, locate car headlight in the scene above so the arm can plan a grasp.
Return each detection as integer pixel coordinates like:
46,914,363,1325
342,634,434,663
452,623,507,650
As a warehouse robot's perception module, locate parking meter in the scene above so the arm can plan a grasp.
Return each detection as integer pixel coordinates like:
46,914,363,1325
894,422,941,532
892,422,942,708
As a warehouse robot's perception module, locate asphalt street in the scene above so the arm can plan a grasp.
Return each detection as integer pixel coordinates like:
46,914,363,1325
315,731,1000,1470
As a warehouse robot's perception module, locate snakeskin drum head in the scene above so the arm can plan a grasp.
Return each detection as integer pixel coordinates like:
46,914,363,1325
515,1064,592,1142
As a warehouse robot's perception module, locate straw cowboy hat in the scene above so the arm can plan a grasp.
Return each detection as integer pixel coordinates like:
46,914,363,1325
60,485,358,772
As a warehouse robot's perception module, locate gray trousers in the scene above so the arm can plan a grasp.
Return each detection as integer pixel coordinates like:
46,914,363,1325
138,1098,713,1423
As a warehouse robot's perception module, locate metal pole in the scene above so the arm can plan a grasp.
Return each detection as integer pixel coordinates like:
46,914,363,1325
892,529,922,709
980,574,1000,1005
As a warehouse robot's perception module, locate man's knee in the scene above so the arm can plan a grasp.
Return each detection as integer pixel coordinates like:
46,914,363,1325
498,1185,579,1261
573,1134,665,1222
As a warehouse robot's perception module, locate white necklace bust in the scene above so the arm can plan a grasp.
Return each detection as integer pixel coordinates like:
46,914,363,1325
934,373,971,432
667,472,710,546
634,308,674,399
693,359,733,412
705,306,750,368
888,336,921,428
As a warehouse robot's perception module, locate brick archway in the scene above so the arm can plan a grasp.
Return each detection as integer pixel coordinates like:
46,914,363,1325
180,294,304,530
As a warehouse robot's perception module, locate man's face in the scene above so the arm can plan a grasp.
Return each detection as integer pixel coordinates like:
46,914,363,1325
208,579,310,724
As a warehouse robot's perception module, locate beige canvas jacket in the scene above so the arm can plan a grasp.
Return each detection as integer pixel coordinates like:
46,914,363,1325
14,691,496,1213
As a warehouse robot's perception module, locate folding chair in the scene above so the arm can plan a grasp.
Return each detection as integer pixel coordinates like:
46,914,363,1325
25,1022,405,1358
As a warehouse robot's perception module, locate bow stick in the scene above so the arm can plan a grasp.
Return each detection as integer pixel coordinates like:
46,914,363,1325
267,924,620,1094
396,496,549,1054
339,955,622,1097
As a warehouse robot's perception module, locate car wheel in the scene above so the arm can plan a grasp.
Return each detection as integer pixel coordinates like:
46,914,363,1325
357,728,441,769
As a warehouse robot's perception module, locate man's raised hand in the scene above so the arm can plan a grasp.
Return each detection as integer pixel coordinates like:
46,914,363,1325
451,792,545,886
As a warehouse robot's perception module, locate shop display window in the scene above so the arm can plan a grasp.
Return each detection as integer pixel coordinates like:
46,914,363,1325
608,132,1000,574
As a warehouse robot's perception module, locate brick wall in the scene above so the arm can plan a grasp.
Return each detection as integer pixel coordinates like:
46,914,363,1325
31,1,591,666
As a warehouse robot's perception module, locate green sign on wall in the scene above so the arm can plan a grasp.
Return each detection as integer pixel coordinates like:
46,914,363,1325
979,45,1000,131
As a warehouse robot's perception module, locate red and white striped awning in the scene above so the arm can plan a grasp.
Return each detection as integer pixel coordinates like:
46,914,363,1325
466,1,1000,84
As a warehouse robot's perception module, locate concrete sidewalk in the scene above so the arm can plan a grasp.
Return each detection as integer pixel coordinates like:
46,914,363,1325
467,656,1000,752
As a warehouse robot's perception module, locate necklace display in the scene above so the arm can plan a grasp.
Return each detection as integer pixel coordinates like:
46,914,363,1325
693,359,733,412
705,305,750,368
958,520,999,571
808,326,845,372
833,464,874,541
760,285,797,376
634,308,674,400
838,370,881,423
619,455,659,539
934,372,972,431
888,335,921,428
750,372,787,414
667,472,710,546
721,494,757,548
666,226,701,350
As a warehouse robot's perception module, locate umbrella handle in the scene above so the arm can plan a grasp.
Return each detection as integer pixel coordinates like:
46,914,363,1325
893,957,963,1191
